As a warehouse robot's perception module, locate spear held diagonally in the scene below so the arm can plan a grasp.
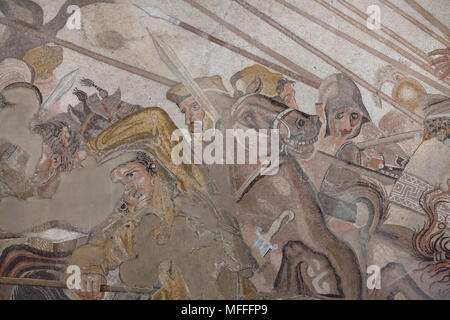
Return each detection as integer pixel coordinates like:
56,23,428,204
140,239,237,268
135,5,321,90
315,151,396,185
338,0,429,61
338,0,450,86
379,0,450,48
356,130,423,150
0,17,177,88
314,0,447,84
0,277,159,296
149,30,219,123
233,0,424,125
276,0,450,97
404,0,450,38
182,0,322,89
336,0,450,86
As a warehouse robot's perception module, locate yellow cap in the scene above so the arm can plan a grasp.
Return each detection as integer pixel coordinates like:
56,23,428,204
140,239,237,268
23,45,63,80
86,107,208,194
392,77,426,111
230,64,283,98
166,76,227,105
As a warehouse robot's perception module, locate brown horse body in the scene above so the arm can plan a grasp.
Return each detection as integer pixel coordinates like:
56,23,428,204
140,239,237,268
202,86,435,300
201,88,363,299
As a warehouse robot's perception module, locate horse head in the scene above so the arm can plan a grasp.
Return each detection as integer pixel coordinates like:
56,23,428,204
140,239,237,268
230,77,322,159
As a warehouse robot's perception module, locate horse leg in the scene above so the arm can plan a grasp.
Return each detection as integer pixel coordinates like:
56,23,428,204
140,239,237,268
291,202,363,299
277,162,364,299
274,240,343,298
370,263,431,300
274,241,306,296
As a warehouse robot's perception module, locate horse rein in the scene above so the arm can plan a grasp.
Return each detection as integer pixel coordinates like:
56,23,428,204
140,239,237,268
229,93,299,202
231,93,296,141
271,108,296,141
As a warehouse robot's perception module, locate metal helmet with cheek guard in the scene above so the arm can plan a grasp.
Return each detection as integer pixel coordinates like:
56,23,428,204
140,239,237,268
319,73,371,138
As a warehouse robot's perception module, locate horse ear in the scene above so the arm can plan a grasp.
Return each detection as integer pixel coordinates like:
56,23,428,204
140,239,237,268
246,77,263,95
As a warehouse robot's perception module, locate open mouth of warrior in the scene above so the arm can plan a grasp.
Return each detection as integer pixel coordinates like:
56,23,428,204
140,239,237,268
286,136,319,157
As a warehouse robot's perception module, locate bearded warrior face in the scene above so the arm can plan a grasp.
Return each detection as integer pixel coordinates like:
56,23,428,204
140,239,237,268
31,116,83,199
110,152,156,215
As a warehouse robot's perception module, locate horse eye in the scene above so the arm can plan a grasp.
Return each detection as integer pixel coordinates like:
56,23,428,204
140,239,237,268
296,119,305,127
126,172,134,178
336,112,344,120
118,201,128,212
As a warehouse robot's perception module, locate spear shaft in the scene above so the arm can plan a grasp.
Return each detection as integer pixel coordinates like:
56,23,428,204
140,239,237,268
404,0,450,37
338,0,429,61
137,5,320,89
183,0,322,89
0,277,158,295
314,0,445,83
316,151,396,185
0,17,177,87
356,130,423,150
233,0,424,125
277,0,450,96
379,0,450,47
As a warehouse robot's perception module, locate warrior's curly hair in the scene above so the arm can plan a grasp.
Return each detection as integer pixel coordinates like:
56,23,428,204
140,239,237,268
134,152,157,175
276,78,295,95
32,115,82,172
413,185,450,297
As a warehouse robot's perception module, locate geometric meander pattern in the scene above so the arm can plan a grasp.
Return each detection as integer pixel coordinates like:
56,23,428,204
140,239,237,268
390,172,434,214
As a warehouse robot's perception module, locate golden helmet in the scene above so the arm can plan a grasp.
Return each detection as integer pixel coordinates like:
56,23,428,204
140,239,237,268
166,76,227,105
391,74,427,112
230,64,284,98
23,45,63,80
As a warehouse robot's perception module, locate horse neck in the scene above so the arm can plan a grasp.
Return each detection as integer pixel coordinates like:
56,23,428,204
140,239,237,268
249,96,289,131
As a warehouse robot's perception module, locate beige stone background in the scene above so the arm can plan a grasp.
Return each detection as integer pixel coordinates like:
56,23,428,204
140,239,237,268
0,0,449,232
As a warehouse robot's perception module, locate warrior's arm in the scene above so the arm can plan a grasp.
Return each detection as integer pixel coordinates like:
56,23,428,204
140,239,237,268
66,220,134,277
80,78,109,99
67,240,108,276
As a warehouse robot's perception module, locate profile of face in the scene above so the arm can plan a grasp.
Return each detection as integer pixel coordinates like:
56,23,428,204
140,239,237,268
328,107,363,140
279,82,298,110
32,143,62,198
179,96,206,133
110,161,154,213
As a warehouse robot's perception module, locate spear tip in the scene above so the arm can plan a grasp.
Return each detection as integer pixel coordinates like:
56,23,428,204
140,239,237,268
134,4,181,26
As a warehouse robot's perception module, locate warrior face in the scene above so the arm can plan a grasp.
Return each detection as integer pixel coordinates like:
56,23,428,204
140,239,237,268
32,143,62,198
320,74,371,141
328,107,363,140
278,81,298,110
178,96,213,134
111,159,155,213
31,117,84,199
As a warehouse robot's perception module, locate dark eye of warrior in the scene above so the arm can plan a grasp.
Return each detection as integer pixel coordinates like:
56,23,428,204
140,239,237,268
296,119,305,127
119,201,128,212
336,112,344,120
351,113,359,120
191,103,200,111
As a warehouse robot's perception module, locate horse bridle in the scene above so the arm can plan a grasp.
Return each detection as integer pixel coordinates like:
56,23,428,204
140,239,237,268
231,93,296,141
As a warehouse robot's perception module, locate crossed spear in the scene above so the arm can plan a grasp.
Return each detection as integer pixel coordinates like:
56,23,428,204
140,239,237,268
0,276,158,296
0,1,432,207
0,1,445,293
